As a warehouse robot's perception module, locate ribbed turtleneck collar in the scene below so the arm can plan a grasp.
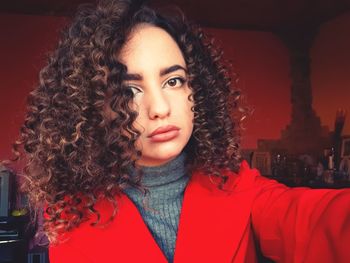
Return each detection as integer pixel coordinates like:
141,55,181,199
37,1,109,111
129,152,188,188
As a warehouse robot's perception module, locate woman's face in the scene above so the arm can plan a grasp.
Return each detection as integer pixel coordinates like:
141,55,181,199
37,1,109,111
118,24,194,167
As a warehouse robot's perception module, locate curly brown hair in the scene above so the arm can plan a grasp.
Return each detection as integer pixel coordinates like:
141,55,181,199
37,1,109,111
10,0,246,243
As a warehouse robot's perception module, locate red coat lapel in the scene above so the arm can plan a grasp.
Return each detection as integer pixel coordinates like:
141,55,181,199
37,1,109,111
52,194,168,263
174,161,257,262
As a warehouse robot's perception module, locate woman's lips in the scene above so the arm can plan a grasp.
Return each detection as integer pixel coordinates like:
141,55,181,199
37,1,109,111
148,125,180,142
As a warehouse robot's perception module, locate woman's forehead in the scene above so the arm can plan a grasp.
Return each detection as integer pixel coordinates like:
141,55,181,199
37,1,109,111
118,24,186,73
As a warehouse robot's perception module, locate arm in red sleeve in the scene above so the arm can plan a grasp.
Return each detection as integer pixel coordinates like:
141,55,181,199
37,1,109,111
251,172,350,263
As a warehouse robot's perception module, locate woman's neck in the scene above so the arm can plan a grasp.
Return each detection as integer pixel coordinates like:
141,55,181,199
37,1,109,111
133,152,187,188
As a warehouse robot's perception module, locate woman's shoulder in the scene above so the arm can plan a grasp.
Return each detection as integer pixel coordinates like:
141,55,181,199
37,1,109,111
190,160,270,193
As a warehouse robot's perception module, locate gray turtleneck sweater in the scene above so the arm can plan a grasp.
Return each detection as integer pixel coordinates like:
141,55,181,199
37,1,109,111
124,153,189,263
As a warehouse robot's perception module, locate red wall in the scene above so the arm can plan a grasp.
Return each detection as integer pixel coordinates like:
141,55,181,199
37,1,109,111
0,13,292,161
206,28,291,149
0,14,67,161
311,12,350,137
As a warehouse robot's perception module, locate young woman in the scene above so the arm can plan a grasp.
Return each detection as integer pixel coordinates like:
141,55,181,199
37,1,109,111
12,0,350,262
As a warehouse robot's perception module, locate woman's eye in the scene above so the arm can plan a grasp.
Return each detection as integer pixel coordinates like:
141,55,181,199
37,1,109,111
124,85,142,97
164,77,185,88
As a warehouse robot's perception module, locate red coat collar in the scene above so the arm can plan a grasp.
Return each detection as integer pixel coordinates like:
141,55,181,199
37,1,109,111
51,161,258,262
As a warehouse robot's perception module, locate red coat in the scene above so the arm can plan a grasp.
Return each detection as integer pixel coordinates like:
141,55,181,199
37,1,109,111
49,161,350,262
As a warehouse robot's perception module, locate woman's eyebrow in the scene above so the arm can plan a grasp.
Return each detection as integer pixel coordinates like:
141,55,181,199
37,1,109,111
123,73,143,81
160,64,187,76
123,64,187,81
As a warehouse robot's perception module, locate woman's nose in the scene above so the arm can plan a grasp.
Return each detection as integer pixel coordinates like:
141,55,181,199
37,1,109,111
147,90,171,120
